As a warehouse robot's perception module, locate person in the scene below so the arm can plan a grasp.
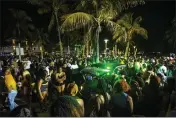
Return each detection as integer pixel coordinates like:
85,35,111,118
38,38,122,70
66,82,84,114
85,79,111,117
63,63,72,83
129,80,142,114
109,80,133,117
55,67,66,95
71,61,79,70
141,75,162,116
167,90,176,116
22,70,32,103
9,104,37,117
37,68,48,111
142,65,154,84
134,59,141,73
50,95,84,117
157,61,167,76
4,69,18,111
23,58,31,70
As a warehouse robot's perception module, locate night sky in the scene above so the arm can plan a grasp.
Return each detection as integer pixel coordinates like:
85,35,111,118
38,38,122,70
0,0,176,53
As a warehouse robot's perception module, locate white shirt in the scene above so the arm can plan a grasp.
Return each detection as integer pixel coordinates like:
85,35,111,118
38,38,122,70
67,63,72,68
158,65,167,75
45,66,50,76
71,64,79,69
24,60,31,70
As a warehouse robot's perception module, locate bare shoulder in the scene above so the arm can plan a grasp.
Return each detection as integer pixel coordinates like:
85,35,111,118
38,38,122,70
127,95,133,101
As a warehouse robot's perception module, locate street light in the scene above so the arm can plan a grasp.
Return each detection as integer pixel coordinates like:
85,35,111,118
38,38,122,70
104,39,108,57
133,46,136,57
12,39,16,45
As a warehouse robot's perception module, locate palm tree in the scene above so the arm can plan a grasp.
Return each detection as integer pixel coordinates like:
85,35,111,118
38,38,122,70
34,28,49,48
6,8,35,61
35,28,49,59
112,13,148,58
5,9,35,42
28,0,68,56
61,0,145,63
164,17,176,52
63,30,84,56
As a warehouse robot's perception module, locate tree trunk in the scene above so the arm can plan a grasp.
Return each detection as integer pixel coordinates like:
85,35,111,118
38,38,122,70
115,44,117,56
125,41,130,59
96,25,101,63
55,11,63,56
134,48,137,59
40,46,43,60
82,45,85,58
84,28,89,57
17,24,21,62
86,41,89,57
90,44,92,55
112,46,115,57
76,45,80,57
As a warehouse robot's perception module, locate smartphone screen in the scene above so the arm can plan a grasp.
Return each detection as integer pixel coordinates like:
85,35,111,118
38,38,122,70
87,75,92,80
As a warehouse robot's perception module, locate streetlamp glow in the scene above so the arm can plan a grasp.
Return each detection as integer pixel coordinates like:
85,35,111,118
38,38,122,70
104,39,108,57
12,39,16,45
104,39,108,43
133,46,136,57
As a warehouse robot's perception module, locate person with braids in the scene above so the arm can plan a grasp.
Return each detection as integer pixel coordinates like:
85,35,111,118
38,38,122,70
50,95,84,117
54,66,66,95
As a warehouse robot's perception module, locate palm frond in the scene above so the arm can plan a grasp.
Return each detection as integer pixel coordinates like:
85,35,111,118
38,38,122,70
113,27,127,42
133,16,142,27
59,4,68,13
28,0,44,5
18,10,32,21
9,9,32,22
92,0,98,10
76,0,98,11
76,0,86,11
35,28,49,45
37,7,50,14
61,12,94,32
48,13,55,32
8,8,17,18
98,2,118,21
109,0,123,13
119,0,145,10
28,24,35,30
116,13,134,29
133,27,148,39
105,20,118,32
116,19,131,30
164,17,176,43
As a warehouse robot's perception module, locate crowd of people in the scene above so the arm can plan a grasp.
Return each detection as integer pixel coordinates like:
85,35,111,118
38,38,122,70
0,54,176,117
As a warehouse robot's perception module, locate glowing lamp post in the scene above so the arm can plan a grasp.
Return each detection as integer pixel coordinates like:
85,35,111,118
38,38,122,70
104,39,108,57
12,39,16,45
133,46,136,57
133,46,136,52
